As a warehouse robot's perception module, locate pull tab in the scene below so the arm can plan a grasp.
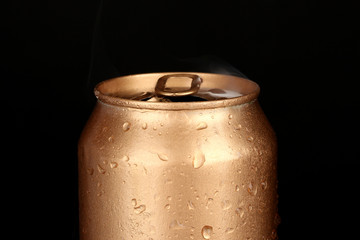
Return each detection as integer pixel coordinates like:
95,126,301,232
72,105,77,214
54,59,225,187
155,74,203,97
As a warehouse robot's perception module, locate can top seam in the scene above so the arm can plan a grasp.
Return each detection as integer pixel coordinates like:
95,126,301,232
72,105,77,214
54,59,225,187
94,72,260,110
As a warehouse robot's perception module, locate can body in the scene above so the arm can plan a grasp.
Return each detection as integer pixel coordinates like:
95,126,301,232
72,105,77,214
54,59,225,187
78,73,278,240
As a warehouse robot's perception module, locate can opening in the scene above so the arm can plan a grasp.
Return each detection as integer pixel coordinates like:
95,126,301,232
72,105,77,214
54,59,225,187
130,92,210,102
126,73,245,102
95,72,260,109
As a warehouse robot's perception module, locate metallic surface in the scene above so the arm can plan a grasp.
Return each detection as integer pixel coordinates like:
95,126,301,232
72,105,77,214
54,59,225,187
78,72,278,240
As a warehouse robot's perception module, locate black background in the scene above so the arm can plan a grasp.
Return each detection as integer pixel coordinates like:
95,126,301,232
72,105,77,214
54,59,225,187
3,0,359,239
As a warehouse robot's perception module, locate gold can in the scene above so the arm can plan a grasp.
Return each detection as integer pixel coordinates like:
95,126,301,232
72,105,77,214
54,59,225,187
78,72,278,240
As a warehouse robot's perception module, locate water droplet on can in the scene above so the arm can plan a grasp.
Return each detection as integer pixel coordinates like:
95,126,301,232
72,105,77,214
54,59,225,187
261,180,268,190
235,207,245,218
110,162,118,168
164,204,171,210
206,198,213,209
196,122,208,130
235,124,242,130
192,151,205,169
271,229,278,240
134,204,146,214
142,123,147,129
201,225,213,239
158,153,169,161
122,155,130,162
86,168,94,175
169,220,186,230
97,164,106,174
247,182,258,196
131,198,137,206
235,185,240,192
122,122,131,131
228,114,233,119
221,200,232,210
225,227,234,234
187,201,195,210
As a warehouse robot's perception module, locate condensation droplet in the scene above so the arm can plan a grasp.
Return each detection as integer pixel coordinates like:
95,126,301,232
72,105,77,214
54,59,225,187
108,136,114,142
87,168,94,175
225,227,235,234
142,123,148,129
164,204,171,210
167,196,172,201
158,153,169,161
97,164,106,174
201,225,213,239
261,180,268,190
192,151,205,169
122,155,130,162
235,124,242,130
131,198,137,206
235,207,245,218
187,201,195,210
235,185,240,192
247,182,258,196
271,229,278,240
196,122,208,130
122,122,131,131
169,220,186,230
221,200,232,210
247,136,254,142
206,198,213,209
110,162,118,168
228,114,233,119
134,204,146,214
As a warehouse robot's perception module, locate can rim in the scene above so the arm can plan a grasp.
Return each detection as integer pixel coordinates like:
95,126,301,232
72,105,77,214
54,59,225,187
94,72,260,110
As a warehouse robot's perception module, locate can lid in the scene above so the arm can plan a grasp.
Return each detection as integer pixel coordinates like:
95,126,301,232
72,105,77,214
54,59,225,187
95,72,260,110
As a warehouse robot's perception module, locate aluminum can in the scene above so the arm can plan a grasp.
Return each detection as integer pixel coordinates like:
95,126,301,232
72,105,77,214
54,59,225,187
78,72,278,240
